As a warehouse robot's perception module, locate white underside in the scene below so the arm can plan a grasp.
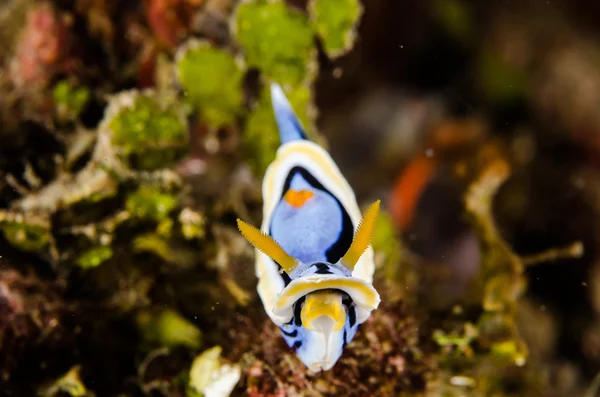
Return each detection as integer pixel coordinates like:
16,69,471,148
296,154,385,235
297,316,344,372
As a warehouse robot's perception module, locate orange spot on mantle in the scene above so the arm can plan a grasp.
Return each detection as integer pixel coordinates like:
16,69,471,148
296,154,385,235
284,189,314,208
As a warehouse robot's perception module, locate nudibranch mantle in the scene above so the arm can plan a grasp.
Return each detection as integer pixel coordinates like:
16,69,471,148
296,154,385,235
237,83,381,372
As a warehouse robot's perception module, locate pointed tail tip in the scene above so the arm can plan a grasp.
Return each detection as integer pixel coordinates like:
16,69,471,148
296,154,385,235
269,81,307,143
270,82,281,92
270,82,289,108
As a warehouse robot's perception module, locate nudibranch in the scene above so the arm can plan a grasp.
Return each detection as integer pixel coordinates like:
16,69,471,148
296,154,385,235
237,83,381,372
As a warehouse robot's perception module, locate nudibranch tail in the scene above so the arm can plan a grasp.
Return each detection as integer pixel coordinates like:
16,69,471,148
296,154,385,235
341,200,381,270
236,219,298,274
270,83,308,144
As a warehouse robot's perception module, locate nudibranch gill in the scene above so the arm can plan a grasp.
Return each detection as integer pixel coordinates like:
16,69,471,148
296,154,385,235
237,83,381,372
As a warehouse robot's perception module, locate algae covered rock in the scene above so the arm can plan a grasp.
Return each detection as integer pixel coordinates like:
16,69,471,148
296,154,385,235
107,90,189,170
126,185,179,221
0,89,191,266
75,245,114,269
52,80,91,123
0,212,51,252
308,0,363,58
232,0,316,86
177,39,246,128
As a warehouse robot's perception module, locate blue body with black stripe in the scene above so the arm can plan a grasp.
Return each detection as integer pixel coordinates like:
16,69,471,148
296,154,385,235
269,85,362,365
237,84,381,372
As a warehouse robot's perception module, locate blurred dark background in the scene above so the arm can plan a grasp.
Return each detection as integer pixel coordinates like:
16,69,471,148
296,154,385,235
314,0,600,384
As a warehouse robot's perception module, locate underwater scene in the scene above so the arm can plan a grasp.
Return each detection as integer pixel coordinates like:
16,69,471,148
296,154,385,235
1,0,600,396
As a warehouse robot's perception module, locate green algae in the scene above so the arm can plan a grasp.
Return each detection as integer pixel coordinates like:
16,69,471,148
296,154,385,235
53,80,90,122
39,366,88,397
233,0,315,86
133,232,197,266
0,217,50,252
371,208,421,305
309,0,363,58
243,84,313,174
459,160,529,368
433,323,479,349
136,308,202,349
482,273,527,313
76,245,113,269
372,209,402,271
464,161,526,312
126,185,179,221
177,40,245,127
109,94,188,170
179,208,206,240
490,338,528,366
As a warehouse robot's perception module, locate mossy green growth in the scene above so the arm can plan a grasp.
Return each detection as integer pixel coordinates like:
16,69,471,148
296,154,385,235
110,95,188,170
53,80,90,122
179,208,206,240
136,308,202,349
478,312,527,365
243,84,312,174
39,366,87,397
491,339,528,366
483,273,526,312
234,0,314,86
1,220,50,252
177,41,245,127
372,209,402,271
133,232,197,266
126,185,179,221
433,323,479,348
76,245,113,269
309,0,362,58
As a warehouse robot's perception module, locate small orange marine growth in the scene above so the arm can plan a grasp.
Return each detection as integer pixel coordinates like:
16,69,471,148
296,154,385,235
390,155,437,231
389,119,486,231
284,189,314,208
